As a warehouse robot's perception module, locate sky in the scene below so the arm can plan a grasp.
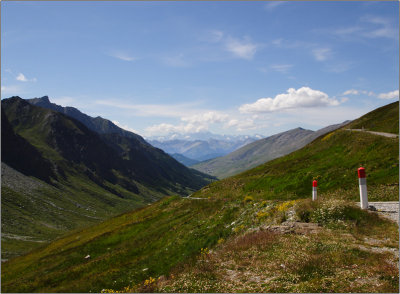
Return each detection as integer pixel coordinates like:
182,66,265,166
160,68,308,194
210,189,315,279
1,1,399,138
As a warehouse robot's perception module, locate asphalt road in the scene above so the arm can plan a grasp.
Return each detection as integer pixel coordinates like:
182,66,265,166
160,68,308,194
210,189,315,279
356,201,399,223
345,129,399,138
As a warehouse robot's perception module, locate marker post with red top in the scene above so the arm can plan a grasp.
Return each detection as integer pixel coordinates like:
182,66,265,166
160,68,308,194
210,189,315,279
358,167,368,209
312,180,317,201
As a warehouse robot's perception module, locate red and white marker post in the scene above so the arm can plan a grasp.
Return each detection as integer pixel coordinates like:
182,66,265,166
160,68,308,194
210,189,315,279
358,167,368,209
312,180,317,201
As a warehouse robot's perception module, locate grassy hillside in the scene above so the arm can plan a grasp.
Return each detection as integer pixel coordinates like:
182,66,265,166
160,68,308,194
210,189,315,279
1,163,152,261
193,122,348,179
192,128,313,179
2,102,398,293
346,101,399,134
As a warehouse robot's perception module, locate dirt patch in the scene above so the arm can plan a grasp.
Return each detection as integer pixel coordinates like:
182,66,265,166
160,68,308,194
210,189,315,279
264,221,322,235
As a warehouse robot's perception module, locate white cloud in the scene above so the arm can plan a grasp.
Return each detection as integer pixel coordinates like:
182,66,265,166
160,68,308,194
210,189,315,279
204,30,258,60
225,37,257,60
16,73,28,82
209,30,224,42
329,16,397,41
270,64,293,74
112,121,139,134
342,89,376,97
145,122,207,136
181,111,229,124
343,89,359,95
16,73,36,82
362,16,398,39
312,48,332,61
1,85,24,95
146,111,230,135
378,90,399,100
239,87,340,113
108,51,136,62
51,96,77,107
333,26,362,37
225,118,256,131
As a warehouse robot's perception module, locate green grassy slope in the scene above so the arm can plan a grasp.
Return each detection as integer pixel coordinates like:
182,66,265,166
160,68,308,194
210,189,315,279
193,121,349,179
2,102,398,292
192,128,313,179
1,163,153,261
346,101,399,134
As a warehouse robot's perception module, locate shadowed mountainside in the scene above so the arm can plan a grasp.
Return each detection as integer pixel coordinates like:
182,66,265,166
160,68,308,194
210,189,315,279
1,97,214,259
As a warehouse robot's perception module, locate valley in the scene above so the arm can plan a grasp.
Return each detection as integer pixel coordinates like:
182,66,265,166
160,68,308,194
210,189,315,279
1,96,214,260
2,101,398,293
2,2,398,293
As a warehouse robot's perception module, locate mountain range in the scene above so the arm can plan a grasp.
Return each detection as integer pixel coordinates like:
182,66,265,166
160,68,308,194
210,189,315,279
146,131,263,142
148,136,260,162
1,96,214,259
192,121,350,179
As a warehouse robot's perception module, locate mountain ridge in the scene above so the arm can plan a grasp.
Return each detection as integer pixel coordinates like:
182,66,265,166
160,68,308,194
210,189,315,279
149,136,259,161
192,121,350,179
28,96,146,142
1,96,214,260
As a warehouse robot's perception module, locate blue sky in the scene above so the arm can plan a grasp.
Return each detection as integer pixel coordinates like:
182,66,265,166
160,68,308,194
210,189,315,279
1,1,399,137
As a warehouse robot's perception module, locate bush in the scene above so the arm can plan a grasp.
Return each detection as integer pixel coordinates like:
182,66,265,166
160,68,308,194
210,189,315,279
295,199,318,223
295,199,370,227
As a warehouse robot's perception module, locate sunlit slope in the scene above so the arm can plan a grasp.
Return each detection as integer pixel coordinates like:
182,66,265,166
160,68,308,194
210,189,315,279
2,102,398,292
2,196,242,292
346,101,398,134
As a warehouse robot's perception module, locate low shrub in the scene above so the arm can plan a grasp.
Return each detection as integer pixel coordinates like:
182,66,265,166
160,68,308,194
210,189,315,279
295,199,372,228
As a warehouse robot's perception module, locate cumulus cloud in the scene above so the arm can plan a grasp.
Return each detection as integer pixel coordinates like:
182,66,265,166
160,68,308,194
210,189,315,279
225,37,257,60
16,73,28,82
225,118,256,131
378,90,399,100
16,73,36,82
145,122,207,136
112,121,139,134
343,89,359,95
181,111,228,124
239,87,340,113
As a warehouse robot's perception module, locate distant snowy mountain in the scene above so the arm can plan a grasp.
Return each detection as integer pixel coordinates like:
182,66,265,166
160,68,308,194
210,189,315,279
148,132,263,161
146,131,263,142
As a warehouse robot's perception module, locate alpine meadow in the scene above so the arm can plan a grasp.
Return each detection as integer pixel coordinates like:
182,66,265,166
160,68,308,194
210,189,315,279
1,1,399,293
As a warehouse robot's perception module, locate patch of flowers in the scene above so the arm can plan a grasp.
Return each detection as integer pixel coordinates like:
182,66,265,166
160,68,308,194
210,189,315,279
311,199,349,225
243,195,254,203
